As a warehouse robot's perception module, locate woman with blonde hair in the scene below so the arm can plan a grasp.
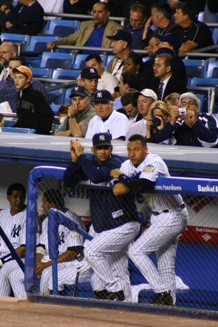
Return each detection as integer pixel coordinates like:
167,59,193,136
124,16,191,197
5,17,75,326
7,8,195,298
146,100,171,143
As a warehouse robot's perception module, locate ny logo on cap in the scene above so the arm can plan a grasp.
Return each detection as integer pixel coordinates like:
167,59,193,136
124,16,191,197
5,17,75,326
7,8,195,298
74,86,79,91
90,68,95,73
97,92,102,98
99,134,105,141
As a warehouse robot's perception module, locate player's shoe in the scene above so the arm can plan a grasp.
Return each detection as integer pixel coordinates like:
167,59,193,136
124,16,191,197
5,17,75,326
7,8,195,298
94,289,109,300
150,291,173,306
107,290,125,301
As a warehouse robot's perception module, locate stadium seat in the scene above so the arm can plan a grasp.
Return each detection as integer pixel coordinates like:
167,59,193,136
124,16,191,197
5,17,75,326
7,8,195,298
42,19,81,37
61,87,73,104
104,54,115,68
4,120,16,127
40,52,75,69
22,36,58,55
31,67,53,78
50,104,60,115
47,88,64,105
52,69,80,80
188,77,218,88
182,59,205,79
198,12,204,22
23,56,41,68
0,33,28,43
71,54,88,70
202,61,218,78
1,127,36,133
212,28,218,45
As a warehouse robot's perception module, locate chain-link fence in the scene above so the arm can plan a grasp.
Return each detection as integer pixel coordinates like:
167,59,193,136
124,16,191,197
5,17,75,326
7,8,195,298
25,166,218,312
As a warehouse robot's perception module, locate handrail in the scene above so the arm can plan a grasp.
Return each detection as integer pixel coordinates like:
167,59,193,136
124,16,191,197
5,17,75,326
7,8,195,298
56,45,148,55
183,53,218,59
187,86,216,114
44,12,125,25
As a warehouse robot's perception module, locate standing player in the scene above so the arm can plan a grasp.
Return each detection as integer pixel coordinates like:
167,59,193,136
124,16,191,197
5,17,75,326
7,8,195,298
110,134,189,305
63,133,140,301
0,183,26,298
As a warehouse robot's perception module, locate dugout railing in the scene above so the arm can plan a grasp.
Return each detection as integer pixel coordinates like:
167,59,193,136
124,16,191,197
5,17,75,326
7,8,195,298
26,166,218,316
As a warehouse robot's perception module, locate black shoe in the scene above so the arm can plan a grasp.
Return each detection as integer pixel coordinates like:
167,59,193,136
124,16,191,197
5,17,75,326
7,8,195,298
150,291,173,306
107,290,125,301
94,289,109,300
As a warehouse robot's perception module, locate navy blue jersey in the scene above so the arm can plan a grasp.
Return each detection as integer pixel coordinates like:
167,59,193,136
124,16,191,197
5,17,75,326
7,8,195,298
64,154,140,232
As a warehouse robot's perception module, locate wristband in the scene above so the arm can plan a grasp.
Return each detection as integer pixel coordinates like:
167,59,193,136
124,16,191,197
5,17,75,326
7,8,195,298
70,114,76,119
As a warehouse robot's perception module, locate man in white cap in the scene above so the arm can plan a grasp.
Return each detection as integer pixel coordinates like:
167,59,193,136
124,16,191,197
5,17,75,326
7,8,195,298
126,88,157,139
156,92,218,147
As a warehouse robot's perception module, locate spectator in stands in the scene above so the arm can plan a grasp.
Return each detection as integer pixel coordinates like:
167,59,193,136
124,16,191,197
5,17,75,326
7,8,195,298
0,56,47,113
46,2,122,51
12,66,54,135
85,53,118,94
146,53,187,101
35,189,91,296
123,52,143,74
126,88,157,139
139,3,183,49
113,71,140,110
119,88,143,124
37,0,64,17
55,86,95,137
146,36,160,56
85,89,130,140
146,100,171,143
63,0,97,17
79,66,100,95
57,103,70,124
174,1,214,52
0,0,13,33
203,0,218,24
0,42,18,80
0,183,26,298
164,92,180,111
106,30,133,80
156,92,218,147
0,0,44,35
122,3,151,49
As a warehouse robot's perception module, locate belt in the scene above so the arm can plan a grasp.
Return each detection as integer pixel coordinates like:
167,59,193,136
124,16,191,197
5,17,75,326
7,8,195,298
152,203,185,216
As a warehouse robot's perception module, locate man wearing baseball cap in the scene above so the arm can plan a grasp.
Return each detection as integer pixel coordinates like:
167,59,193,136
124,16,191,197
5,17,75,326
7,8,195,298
85,89,130,141
63,134,140,301
126,88,157,139
12,66,54,135
106,30,133,80
55,85,96,137
79,67,100,96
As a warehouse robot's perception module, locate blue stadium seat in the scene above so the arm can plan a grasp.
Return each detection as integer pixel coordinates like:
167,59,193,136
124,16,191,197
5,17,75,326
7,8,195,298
31,67,53,78
52,69,80,80
71,54,88,70
212,28,218,44
188,77,218,88
50,104,60,115
104,54,115,68
22,36,58,55
47,88,64,105
40,52,75,69
61,87,73,104
202,61,218,78
198,12,204,22
42,19,81,37
1,33,28,43
1,127,36,133
182,59,205,79
4,120,16,127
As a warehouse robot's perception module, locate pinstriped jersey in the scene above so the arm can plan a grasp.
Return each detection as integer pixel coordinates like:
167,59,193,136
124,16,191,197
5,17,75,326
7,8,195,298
120,153,184,211
0,207,26,256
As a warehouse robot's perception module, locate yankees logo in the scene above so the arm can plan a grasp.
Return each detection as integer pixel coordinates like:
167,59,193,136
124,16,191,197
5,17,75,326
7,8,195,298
90,68,95,73
99,135,105,141
97,92,102,98
11,224,21,238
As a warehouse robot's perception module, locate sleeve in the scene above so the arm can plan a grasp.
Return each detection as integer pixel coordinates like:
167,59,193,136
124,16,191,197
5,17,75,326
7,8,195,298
63,161,86,188
33,92,54,135
32,81,48,101
192,115,218,147
6,4,43,26
155,121,176,144
19,217,26,246
85,117,95,139
78,154,121,183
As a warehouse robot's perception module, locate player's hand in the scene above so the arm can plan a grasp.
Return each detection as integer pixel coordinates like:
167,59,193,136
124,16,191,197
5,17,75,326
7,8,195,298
35,262,47,275
70,140,78,162
110,168,122,179
74,257,91,272
73,140,84,157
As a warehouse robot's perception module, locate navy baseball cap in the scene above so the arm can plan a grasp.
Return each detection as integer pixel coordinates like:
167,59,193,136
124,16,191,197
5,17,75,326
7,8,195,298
106,30,132,45
69,86,89,98
156,47,175,57
92,90,113,102
92,133,112,147
157,34,182,51
81,67,100,79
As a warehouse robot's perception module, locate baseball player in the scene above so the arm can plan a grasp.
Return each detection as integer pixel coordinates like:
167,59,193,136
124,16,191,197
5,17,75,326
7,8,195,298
110,134,189,305
0,183,27,298
36,189,92,295
63,132,140,301
85,90,130,141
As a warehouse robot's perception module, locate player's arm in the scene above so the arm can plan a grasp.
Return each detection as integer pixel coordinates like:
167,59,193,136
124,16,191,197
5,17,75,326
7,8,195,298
16,245,25,258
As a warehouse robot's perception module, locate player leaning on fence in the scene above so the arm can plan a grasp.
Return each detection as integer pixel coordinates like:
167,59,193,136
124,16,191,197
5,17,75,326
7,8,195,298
63,133,140,301
110,134,189,306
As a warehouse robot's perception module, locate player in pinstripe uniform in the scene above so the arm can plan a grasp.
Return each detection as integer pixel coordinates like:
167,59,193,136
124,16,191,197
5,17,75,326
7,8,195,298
0,183,26,298
36,189,92,295
110,134,189,305
63,132,140,301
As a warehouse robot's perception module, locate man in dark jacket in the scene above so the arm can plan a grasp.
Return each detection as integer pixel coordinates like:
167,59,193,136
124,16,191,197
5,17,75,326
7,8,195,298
12,66,54,135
